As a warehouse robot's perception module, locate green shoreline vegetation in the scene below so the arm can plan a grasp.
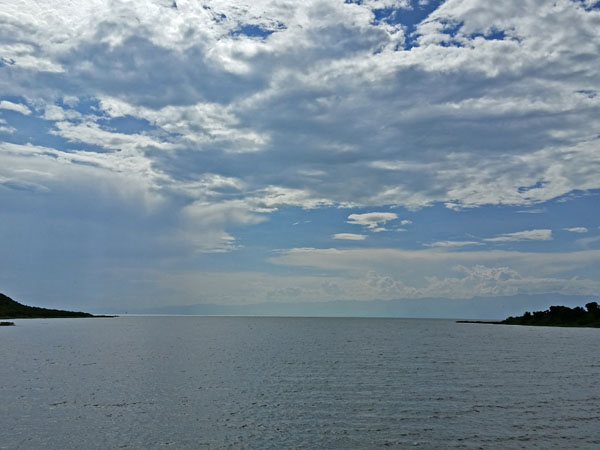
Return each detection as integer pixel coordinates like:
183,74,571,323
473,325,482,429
0,293,114,319
458,302,600,328
502,302,600,328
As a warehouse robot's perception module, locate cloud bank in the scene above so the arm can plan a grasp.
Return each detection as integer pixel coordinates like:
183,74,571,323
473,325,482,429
2,0,599,212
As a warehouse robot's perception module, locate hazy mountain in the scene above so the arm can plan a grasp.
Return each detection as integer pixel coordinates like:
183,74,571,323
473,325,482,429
126,294,598,320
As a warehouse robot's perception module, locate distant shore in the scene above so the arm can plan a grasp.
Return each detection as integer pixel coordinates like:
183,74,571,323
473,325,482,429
456,320,502,325
0,293,116,320
458,302,600,328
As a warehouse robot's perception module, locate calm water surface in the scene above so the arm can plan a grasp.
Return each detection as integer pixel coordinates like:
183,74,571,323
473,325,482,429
1,316,599,449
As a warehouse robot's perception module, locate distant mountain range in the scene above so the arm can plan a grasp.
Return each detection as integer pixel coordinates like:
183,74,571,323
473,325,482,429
3,291,598,320
129,293,599,320
0,293,96,319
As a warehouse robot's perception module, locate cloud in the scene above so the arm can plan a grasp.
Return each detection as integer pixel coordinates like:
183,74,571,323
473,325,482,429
270,247,600,276
577,235,600,249
516,208,546,214
99,97,269,153
1,0,600,310
146,262,600,306
484,229,552,242
180,199,268,252
1,0,599,213
268,247,600,299
347,212,398,232
0,119,16,134
418,264,600,300
52,119,175,152
0,100,31,115
564,227,588,233
425,240,483,248
332,233,367,241
0,141,166,207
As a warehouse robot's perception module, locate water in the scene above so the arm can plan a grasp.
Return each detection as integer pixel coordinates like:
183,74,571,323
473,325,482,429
1,316,599,449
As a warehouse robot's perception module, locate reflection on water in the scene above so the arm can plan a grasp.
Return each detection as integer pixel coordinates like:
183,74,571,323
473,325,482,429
1,316,599,449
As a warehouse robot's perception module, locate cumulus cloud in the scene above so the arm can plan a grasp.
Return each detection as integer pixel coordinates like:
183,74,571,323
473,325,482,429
268,247,600,298
347,212,398,232
418,264,600,299
332,233,367,241
2,0,600,212
99,97,269,153
169,260,597,304
484,229,553,242
0,119,16,134
0,100,31,115
149,262,600,306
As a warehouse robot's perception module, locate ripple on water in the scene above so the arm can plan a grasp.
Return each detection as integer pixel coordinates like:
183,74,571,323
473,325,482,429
1,317,599,449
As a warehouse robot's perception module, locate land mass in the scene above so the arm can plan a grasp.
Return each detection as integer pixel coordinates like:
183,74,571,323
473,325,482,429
501,302,600,328
459,302,600,328
0,293,113,319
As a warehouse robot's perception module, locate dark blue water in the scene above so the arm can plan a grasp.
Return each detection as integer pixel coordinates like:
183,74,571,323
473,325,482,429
1,316,599,449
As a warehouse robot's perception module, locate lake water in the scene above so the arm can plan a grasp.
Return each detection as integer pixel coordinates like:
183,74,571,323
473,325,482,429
1,316,599,449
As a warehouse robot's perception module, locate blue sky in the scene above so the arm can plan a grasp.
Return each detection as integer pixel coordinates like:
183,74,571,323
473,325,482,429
1,0,599,315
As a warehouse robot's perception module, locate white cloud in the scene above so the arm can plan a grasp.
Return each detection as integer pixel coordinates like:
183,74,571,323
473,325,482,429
99,97,269,153
484,229,553,242
179,200,268,253
347,212,398,232
42,104,82,121
149,262,600,306
418,264,600,299
254,186,333,210
0,141,167,208
425,240,483,248
332,233,367,241
564,227,588,233
52,119,174,152
0,100,31,115
270,246,600,275
1,0,600,212
268,246,600,298
0,118,16,134
516,208,546,214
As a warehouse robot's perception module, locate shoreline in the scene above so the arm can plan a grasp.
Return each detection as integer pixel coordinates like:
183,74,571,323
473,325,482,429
455,320,502,325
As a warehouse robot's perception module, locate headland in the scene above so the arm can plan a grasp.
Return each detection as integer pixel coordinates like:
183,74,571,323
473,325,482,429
0,293,115,319
458,302,600,328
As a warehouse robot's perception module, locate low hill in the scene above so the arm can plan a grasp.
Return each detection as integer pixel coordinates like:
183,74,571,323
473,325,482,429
0,293,95,319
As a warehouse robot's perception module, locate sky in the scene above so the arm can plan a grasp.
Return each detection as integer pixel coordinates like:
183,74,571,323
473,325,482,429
1,0,599,316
